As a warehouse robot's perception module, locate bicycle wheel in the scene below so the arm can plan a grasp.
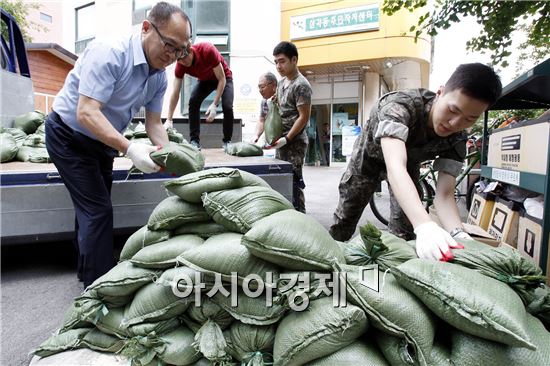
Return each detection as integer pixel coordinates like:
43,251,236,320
369,179,433,227
369,180,391,226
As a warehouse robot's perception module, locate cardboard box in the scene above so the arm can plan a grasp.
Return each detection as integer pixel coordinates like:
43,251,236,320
487,198,521,247
517,211,543,267
487,119,549,174
467,192,496,231
462,223,500,247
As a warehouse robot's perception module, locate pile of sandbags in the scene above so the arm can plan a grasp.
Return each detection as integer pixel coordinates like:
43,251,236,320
1,110,49,163
33,170,550,365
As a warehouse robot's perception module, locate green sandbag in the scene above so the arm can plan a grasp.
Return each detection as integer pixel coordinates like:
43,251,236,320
225,322,276,365
147,196,210,231
129,234,204,269
305,339,390,366
273,297,369,366
159,326,202,365
157,265,205,296
22,133,46,147
16,145,50,163
166,127,185,143
186,297,233,330
225,141,264,157
58,300,95,333
174,221,230,238
122,268,194,327
177,233,279,286
132,122,148,138
165,167,244,203
1,127,27,145
211,287,286,325
150,142,205,176
242,209,345,270
95,306,181,338
202,186,294,234
120,333,166,366
276,270,336,308
344,223,417,271
120,225,171,261
375,330,421,366
35,123,45,135
128,317,181,338
450,314,550,366
183,298,234,362
94,307,128,338
33,328,90,357
0,133,18,162
13,110,45,134
80,328,125,353
340,263,437,366
86,261,160,298
393,259,536,349
450,244,549,324
264,99,283,145
239,170,271,188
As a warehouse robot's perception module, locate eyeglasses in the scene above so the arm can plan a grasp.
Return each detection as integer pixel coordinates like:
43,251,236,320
258,81,273,90
149,22,190,59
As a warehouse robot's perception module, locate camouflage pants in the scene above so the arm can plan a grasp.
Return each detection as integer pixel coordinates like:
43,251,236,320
329,143,421,241
276,139,307,213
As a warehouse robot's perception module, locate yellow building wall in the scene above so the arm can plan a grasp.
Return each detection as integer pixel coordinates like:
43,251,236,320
281,0,431,69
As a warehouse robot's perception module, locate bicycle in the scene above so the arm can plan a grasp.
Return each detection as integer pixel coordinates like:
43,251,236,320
369,136,482,226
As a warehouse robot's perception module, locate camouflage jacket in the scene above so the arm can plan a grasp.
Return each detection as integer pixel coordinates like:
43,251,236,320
276,73,312,144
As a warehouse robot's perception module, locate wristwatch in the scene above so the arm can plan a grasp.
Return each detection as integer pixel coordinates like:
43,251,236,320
449,227,465,238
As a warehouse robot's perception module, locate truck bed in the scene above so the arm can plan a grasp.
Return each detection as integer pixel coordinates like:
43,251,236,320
0,149,293,244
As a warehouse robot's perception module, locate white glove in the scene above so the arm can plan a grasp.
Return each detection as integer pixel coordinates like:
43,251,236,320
414,221,462,261
205,103,218,123
265,136,287,149
453,231,473,240
126,143,161,174
163,119,173,129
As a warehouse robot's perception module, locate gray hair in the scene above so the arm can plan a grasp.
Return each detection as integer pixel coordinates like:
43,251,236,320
261,72,278,85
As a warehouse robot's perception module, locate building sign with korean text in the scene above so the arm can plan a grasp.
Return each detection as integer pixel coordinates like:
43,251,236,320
290,4,379,40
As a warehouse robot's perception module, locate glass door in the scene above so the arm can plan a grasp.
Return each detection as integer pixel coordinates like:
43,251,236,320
308,104,331,166
331,102,359,164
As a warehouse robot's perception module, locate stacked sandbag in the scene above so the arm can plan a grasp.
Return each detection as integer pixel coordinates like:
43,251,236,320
224,141,264,157
33,169,289,364
273,297,369,366
1,126,27,146
13,110,46,134
343,222,417,270
393,258,537,349
242,209,345,270
0,132,18,162
15,120,50,162
33,171,550,366
340,262,438,366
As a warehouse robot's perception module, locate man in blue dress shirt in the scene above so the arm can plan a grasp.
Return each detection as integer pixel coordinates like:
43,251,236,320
45,2,192,287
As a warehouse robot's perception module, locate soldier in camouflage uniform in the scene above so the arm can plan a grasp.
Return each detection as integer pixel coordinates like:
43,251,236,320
266,41,312,213
330,63,502,261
